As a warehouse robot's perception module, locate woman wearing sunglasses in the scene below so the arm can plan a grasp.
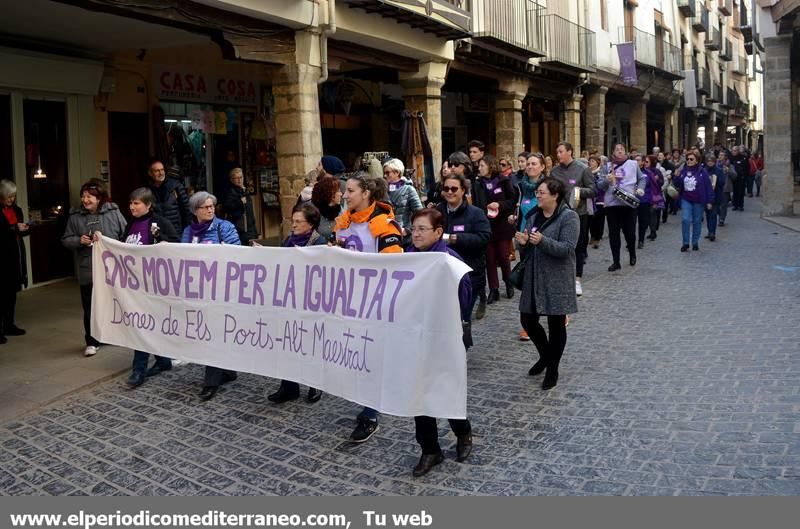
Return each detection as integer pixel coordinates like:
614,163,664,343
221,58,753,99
435,170,491,334
672,150,714,252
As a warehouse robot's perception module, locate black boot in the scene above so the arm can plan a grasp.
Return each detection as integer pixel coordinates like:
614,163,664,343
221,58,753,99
504,280,514,299
412,451,444,477
475,294,487,320
461,321,473,350
528,359,547,376
127,371,145,387
542,368,559,390
268,381,300,404
486,289,500,305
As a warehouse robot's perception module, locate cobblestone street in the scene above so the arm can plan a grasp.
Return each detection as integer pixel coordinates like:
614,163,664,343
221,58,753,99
1,206,799,496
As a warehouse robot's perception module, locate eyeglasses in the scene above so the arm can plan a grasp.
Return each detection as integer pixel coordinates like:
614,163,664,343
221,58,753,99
442,186,460,193
535,190,550,196
410,226,435,233
197,204,216,210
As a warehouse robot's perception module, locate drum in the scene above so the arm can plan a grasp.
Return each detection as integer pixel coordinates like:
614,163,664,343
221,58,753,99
612,186,640,208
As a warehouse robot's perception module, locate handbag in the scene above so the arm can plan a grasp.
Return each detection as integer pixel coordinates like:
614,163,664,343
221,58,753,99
509,249,529,290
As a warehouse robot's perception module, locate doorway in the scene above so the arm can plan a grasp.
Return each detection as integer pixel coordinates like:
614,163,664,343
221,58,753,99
108,112,149,219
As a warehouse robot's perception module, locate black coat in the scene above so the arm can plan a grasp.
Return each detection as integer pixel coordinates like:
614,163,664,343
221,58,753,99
435,200,491,293
474,175,516,241
222,186,258,244
1,205,28,292
148,177,191,235
123,213,180,244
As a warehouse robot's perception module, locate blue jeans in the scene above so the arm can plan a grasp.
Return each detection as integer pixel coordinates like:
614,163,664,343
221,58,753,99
681,200,705,246
706,205,719,236
358,407,379,423
132,350,172,374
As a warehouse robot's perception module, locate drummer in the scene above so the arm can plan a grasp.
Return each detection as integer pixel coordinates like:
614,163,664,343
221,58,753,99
595,143,646,272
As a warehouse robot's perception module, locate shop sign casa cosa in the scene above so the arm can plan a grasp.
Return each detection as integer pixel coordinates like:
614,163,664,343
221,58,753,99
155,67,258,106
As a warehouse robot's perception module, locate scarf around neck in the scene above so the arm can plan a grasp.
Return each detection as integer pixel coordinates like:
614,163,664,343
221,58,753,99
189,219,214,240
283,230,314,247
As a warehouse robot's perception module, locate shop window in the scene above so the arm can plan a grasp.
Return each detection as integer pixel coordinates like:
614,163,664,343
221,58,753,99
0,95,12,180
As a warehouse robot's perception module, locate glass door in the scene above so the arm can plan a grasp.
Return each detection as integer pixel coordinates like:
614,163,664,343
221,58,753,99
24,98,73,283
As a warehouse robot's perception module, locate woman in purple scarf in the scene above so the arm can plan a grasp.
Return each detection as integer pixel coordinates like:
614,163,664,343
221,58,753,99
405,208,473,477
267,203,327,405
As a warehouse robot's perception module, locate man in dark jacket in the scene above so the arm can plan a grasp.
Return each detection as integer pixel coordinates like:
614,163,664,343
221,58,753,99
222,168,258,246
729,146,748,211
550,142,595,296
146,159,191,234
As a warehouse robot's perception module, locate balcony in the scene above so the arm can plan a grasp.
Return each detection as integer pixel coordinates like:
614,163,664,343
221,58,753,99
707,81,721,103
678,0,695,17
720,87,735,108
750,104,757,122
618,26,683,79
696,67,711,95
718,0,732,16
471,0,545,57
740,2,753,42
719,38,733,61
340,0,471,39
540,13,596,72
705,27,721,50
692,2,709,32
733,54,747,75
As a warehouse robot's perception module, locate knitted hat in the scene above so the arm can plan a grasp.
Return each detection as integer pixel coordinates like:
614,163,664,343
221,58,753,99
321,155,346,175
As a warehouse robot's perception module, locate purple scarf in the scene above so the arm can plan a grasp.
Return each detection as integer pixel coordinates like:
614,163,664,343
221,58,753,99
481,176,500,193
283,230,313,247
189,219,213,240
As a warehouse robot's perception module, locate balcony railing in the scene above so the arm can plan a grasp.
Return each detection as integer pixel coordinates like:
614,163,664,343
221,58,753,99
540,13,596,71
718,0,732,16
721,87,734,108
678,0,695,17
707,81,721,102
705,27,721,50
472,0,545,57
341,0,472,38
692,2,709,32
696,67,711,94
719,38,733,61
740,1,753,42
734,54,747,75
618,26,683,78
750,104,757,122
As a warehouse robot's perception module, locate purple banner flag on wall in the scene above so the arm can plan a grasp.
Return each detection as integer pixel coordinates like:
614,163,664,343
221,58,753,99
617,42,637,86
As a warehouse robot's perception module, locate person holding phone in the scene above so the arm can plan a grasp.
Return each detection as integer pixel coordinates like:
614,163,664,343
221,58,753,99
1,180,29,343
62,180,127,356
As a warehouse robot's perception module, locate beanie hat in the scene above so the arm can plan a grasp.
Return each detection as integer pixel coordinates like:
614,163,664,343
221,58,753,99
321,155,346,175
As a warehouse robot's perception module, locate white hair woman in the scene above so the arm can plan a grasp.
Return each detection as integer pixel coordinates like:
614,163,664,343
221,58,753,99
383,158,422,240
1,180,29,343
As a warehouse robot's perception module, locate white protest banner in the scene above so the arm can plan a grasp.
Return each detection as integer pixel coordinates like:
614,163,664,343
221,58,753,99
91,237,471,418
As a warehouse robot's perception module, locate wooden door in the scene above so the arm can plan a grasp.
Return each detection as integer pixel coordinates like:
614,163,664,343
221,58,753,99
108,112,149,220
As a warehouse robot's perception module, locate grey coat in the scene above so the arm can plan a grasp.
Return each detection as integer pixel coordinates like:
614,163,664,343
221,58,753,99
550,160,596,216
387,182,423,230
62,202,127,285
518,202,579,316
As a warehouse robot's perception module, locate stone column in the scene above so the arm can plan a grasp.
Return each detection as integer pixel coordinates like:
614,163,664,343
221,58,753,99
273,57,323,236
494,76,528,160
563,93,583,154
585,86,608,154
664,106,678,150
687,112,699,148
763,35,794,216
629,95,649,153
400,61,447,179
705,110,717,147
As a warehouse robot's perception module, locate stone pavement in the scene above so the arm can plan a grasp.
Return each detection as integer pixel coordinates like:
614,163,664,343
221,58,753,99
1,203,798,496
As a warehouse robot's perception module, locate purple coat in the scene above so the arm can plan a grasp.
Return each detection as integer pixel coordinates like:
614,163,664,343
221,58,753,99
673,164,714,205
407,239,472,313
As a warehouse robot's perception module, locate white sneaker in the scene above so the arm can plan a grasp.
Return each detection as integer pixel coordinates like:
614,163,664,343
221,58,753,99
84,346,98,357
575,280,583,297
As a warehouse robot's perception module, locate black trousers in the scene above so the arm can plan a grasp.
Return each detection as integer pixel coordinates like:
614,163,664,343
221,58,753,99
605,206,637,265
520,312,567,373
204,366,237,387
589,206,605,242
79,284,100,347
575,214,589,278
0,287,17,333
732,177,746,209
637,204,661,242
414,416,472,455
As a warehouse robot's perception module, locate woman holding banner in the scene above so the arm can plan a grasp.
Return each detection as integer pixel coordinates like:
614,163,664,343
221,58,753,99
334,171,403,443
181,191,241,401
406,208,473,476
61,179,127,357
268,202,325,405
122,188,179,387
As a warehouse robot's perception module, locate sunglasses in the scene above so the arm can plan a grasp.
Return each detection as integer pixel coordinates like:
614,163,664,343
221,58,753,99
687,157,697,162
442,186,461,193
499,162,508,167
